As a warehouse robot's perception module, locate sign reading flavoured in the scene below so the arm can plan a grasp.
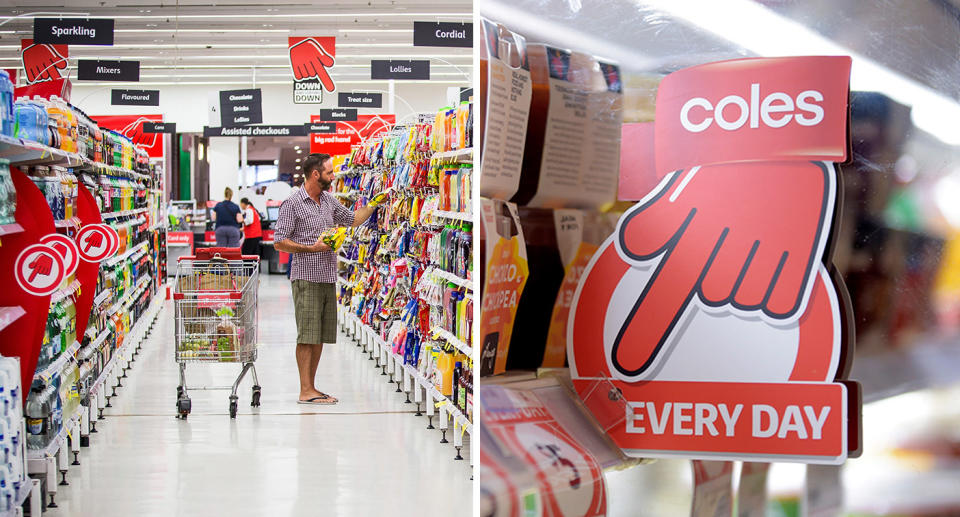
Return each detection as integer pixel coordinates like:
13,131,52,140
413,21,472,48
111,89,159,106
289,37,336,104
33,18,115,46
338,92,382,108
219,88,263,127
567,56,860,465
318,109,357,122
371,60,430,80
304,122,337,134
142,122,176,134
77,59,139,81
204,125,307,137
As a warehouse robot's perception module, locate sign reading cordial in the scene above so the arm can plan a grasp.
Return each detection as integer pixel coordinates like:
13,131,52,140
413,21,472,48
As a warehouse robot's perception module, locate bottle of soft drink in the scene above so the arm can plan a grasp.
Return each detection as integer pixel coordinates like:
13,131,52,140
0,71,13,137
24,387,49,450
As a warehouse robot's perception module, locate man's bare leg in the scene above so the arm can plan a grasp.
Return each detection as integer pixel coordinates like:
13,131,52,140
296,343,324,401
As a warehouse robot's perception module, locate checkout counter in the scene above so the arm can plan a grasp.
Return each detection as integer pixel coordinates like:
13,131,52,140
261,200,289,274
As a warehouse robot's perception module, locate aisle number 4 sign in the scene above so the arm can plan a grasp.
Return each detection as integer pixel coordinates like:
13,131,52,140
568,56,861,464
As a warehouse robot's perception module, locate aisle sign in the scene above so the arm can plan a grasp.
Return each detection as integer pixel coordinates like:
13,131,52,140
305,122,337,134
143,122,176,133
338,92,382,108
308,114,395,155
413,21,472,48
289,37,337,104
34,18,114,46
567,56,861,465
14,244,65,296
219,88,263,127
111,89,159,106
204,125,307,137
371,60,430,80
77,60,139,81
318,109,357,122
40,233,80,278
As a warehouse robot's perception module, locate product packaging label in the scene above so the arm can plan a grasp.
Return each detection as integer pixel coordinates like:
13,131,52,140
737,462,771,517
691,461,734,517
567,56,860,465
804,464,843,517
526,48,622,209
480,199,528,376
482,386,607,517
479,18,532,201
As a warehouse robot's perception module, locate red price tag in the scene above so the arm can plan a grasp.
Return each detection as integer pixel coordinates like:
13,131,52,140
15,243,66,296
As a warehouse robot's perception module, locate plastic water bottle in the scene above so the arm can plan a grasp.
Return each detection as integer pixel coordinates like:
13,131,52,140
23,387,47,450
0,71,13,137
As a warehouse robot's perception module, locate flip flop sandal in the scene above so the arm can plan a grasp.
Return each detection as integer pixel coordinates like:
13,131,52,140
297,393,338,405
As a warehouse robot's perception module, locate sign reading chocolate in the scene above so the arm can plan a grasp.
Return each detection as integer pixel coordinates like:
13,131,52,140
567,56,860,465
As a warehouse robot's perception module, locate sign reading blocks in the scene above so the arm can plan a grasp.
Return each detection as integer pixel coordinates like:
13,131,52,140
318,109,358,122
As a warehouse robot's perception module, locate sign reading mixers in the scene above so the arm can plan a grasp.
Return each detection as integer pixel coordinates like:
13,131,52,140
567,57,861,465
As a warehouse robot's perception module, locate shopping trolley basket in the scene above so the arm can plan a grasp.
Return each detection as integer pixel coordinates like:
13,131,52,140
173,247,260,419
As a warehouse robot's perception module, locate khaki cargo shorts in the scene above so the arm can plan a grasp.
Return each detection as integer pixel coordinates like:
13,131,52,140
291,280,338,344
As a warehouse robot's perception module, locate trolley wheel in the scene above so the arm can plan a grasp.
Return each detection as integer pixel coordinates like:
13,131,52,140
178,397,191,419
229,395,239,418
251,386,261,407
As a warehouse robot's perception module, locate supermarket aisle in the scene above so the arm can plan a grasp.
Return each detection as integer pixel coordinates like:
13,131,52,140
49,273,472,517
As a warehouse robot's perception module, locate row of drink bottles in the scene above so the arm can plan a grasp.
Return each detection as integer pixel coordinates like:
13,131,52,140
0,356,27,511
0,160,16,225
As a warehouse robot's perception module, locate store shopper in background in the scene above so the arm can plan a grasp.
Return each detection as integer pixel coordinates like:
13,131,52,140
211,187,244,247
274,153,375,404
239,197,263,257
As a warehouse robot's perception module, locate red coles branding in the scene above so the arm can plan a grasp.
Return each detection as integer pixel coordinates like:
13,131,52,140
655,56,851,177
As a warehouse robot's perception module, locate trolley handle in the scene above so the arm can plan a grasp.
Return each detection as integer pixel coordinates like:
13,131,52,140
178,247,259,261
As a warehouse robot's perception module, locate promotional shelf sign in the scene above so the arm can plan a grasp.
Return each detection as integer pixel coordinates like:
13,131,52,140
77,60,139,82
413,21,472,48
112,89,159,106
34,18,114,46
567,56,861,465
289,37,336,104
20,39,68,85
309,114,394,155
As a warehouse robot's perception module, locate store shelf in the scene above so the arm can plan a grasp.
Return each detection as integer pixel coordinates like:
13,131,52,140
333,191,358,199
50,280,81,304
406,363,473,434
92,288,112,308
107,274,151,316
0,134,84,167
337,277,356,288
339,256,357,265
89,326,111,350
433,210,471,222
0,478,33,517
0,306,26,332
853,339,960,403
429,268,472,291
33,340,80,383
27,400,84,461
90,291,162,396
104,241,149,267
431,327,472,356
431,147,473,164
54,217,82,228
0,223,24,236
102,207,149,220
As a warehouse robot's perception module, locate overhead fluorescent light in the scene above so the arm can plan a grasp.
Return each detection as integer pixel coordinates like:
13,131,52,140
0,12,470,21
637,0,960,146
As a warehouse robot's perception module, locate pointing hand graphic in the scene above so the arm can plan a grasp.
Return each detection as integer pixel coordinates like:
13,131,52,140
27,253,53,282
22,43,67,83
289,38,336,92
612,161,832,378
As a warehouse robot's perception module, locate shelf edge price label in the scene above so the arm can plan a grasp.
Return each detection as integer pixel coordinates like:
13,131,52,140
15,243,66,296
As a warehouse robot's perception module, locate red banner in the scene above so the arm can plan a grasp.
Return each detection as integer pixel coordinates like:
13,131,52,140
21,39,68,85
654,56,851,178
309,114,395,156
73,182,105,342
92,114,164,158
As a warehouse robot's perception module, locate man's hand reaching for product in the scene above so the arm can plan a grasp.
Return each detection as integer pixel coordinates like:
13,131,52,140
311,236,333,253
611,161,832,378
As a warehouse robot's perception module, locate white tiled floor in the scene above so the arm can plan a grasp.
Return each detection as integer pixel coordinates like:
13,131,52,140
49,273,472,517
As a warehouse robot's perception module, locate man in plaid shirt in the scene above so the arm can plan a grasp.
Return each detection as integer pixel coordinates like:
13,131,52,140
274,153,374,404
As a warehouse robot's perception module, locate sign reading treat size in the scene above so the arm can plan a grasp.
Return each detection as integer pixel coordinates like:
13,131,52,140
338,92,382,108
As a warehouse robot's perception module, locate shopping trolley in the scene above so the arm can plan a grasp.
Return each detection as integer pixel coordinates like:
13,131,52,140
173,247,260,419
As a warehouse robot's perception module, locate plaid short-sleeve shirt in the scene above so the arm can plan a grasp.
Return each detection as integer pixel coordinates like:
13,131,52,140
275,188,355,283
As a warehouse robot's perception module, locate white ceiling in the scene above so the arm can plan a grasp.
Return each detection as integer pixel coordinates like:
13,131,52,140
0,1,473,87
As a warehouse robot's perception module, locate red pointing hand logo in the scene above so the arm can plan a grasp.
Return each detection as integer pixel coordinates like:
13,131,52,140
81,230,104,253
76,224,115,262
21,42,68,84
289,38,336,92
14,244,65,296
27,253,53,282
